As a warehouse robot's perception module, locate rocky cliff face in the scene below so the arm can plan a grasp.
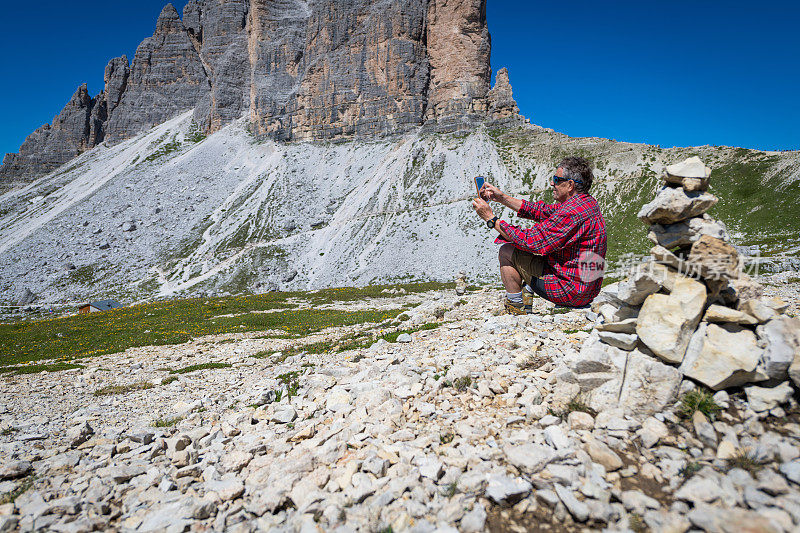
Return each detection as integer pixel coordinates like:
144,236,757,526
1,0,523,184
0,85,105,182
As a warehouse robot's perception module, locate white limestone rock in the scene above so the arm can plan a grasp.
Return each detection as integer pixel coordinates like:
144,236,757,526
617,270,663,306
648,215,729,249
757,316,800,381
597,331,638,351
636,276,707,364
744,382,794,413
680,323,766,390
637,186,718,225
703,304,758,326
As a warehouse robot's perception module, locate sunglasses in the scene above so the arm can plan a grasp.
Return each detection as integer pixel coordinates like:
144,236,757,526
552,175,583,186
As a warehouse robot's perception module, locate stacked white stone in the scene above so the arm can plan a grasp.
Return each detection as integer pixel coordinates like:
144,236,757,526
570,156,800,417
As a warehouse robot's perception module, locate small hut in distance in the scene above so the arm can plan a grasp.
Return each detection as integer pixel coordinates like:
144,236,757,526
78,300,124,314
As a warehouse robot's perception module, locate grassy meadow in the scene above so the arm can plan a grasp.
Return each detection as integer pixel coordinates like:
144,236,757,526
0,281,453,372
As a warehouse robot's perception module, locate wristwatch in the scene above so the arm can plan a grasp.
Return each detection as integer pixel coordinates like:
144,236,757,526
486,216,499,229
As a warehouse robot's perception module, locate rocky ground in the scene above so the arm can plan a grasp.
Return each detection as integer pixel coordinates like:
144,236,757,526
1,280,800,532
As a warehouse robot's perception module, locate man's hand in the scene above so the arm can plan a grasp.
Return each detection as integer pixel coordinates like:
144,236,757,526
480,183,505,203
472,197,494,221
480,182,523,213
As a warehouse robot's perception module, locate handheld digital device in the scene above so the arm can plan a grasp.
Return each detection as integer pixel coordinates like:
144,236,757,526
474,175,486,195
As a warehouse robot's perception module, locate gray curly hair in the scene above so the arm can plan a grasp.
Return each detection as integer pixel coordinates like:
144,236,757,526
557,156,594,193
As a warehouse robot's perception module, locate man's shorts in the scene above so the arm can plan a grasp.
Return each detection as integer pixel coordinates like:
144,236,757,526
510,248,545,286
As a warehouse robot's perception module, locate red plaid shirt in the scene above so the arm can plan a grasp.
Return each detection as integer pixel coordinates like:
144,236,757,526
494,194,607,306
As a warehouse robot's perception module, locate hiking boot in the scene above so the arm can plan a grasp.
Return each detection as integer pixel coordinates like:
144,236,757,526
523,291,534,314
504,299,526,315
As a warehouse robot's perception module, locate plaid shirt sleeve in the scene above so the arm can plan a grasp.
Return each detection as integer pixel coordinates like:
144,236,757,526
517,199,558,221
497,204,582,255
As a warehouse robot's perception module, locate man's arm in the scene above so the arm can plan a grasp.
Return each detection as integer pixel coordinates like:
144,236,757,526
498,207,582,256
517,200,559,222
480,183,557,221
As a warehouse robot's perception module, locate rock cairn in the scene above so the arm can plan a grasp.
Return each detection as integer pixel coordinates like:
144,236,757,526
571,156,800,415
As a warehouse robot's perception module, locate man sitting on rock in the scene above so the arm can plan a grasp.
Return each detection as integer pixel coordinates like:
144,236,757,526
472,157,607,314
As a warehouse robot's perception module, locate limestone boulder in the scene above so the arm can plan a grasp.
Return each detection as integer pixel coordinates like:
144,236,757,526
703,304,758,326
637,187,718,225
744,382,794,412
680,323,766,390
617,269,664,305
584,347,682,416
757,316,800,382
724,275,764,304
636,276,707,364
664,156,712,191
687,235,741,281
597,331,638,351
739,299,779,324
574,334,680,416
596,318,637,334
648,215,729,249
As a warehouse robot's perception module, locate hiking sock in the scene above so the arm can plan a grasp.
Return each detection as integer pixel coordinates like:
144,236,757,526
522,284,534,295
506,291,523,304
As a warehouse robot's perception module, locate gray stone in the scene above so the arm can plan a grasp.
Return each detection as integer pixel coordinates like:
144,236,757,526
418,458,444,480
16,288,37,306
503,443,558,474
553,484,589,523
0,461,32,480
396,333,413,343
739,299,778,323
638,417,669,448
780,460,800,485
636,276,706,364
109,465,146,483
460,502,487,532
0,517,19,533
620,490,660,514
585,439,623,471
745,382,794,413
637,186,718,225
617,270,663,305
204,478,245,501
596,318,637,334
597,331,638,351
703,304,758,326
687,502,782,533
648,215,728,249
692,411,717,448
680,323,766,390
665,156,711,179
757,316,800,381
485,474,532,504
67,421,94,448
271,406,297,424
543,426,571,451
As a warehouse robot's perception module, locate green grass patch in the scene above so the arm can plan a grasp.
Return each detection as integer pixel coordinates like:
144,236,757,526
170,362,232,374
679,461,702,479
382,322,440,343
305,281,452,304
678,388,723,420
453,376,472,391
93,381,154,396
0,476,34,505
161,376,179,385
0,291,401,366
153,416,184,428
0,362,84,375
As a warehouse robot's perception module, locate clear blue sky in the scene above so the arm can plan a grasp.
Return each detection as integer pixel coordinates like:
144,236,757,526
1,0,798,159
